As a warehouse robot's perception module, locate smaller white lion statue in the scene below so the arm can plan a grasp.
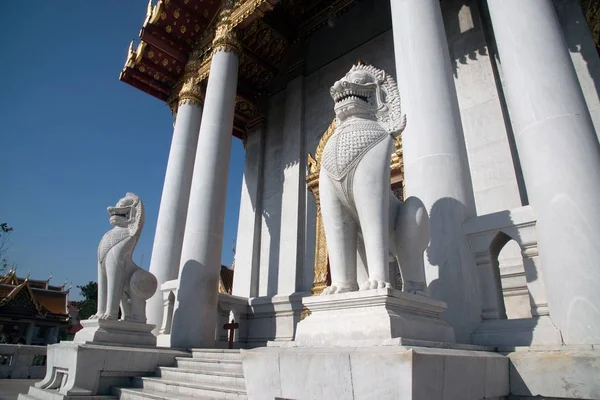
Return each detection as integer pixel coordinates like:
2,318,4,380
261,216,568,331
91,193,157,323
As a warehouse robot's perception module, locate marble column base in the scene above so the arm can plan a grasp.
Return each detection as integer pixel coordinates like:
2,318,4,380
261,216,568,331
294,288,455,343
17,341,188,399
74,319,157,347
471,316,562,347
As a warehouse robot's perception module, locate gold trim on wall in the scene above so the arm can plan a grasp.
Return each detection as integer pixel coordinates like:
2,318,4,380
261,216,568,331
306,120,405,295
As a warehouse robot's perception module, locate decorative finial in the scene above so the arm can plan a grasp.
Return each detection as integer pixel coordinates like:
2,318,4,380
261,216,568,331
126,40,136,62
144,0,154,25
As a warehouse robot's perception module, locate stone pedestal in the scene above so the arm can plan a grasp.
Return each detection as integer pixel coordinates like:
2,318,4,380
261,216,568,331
73,319,157,347
17,320,185,399
17,342,188,400
241,345,508,400
295,288,455,343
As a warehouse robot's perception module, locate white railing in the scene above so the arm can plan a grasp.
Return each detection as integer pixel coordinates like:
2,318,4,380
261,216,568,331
0,344,47,379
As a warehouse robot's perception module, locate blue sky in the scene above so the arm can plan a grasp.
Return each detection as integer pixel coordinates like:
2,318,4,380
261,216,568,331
0,2,245,300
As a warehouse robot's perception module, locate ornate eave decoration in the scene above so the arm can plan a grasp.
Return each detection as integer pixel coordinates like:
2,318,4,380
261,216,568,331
120,0,361,138
120,0,280,137
306,120,404,295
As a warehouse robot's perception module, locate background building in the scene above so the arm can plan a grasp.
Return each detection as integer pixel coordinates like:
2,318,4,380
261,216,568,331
0,271,69,345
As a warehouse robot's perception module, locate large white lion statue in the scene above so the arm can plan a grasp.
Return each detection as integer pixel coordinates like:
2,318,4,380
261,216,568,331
91,193,157,323
320,64,429,295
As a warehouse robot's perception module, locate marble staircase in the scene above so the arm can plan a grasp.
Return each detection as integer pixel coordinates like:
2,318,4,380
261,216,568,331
114,349,247,400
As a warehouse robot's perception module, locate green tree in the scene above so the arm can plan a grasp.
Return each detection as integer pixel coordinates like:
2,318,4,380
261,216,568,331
0,222,14,272
72,281,98,320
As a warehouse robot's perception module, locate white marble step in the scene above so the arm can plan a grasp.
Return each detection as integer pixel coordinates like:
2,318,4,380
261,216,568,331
133,377,246,399
191,349,242,361
157,367,245,389
24,386,117,400
175,357,243,374
16,395,36,400
114,387,218,400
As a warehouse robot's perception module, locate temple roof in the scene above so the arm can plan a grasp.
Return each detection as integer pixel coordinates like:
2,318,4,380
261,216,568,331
120,0,358,139
0,270,69,322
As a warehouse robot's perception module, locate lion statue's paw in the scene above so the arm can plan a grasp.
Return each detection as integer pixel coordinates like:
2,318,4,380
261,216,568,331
403,280,428,296
99,313,118,320
359,279,392,291
321,282,358,295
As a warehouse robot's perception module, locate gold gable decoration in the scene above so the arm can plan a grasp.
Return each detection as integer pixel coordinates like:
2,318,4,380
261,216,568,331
0,278,45,316
306,120,405,295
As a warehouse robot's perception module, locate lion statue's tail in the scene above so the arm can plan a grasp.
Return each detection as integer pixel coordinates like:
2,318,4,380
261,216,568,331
130,267,158,300
389,194,430,295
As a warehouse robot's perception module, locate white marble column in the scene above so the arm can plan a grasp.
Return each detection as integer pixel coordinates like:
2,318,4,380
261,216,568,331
553,0,600,138
146,94,203,334
170,38,240,348
487,0,600,344
390,0,480,342
232,121,265,298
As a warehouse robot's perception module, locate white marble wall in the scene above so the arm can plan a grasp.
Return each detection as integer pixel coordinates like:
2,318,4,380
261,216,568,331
258,91,285,297
232,126,265,298
277,77,306,295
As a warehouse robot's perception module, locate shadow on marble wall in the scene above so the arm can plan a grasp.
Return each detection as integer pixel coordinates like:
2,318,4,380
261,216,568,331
443,0,489,77
261,127,284,297
426,197,482,342
444,0,530,207
171,258,221,347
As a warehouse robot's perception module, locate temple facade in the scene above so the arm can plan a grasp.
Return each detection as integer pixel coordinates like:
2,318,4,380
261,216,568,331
110,0,600,397
0,271,69,345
